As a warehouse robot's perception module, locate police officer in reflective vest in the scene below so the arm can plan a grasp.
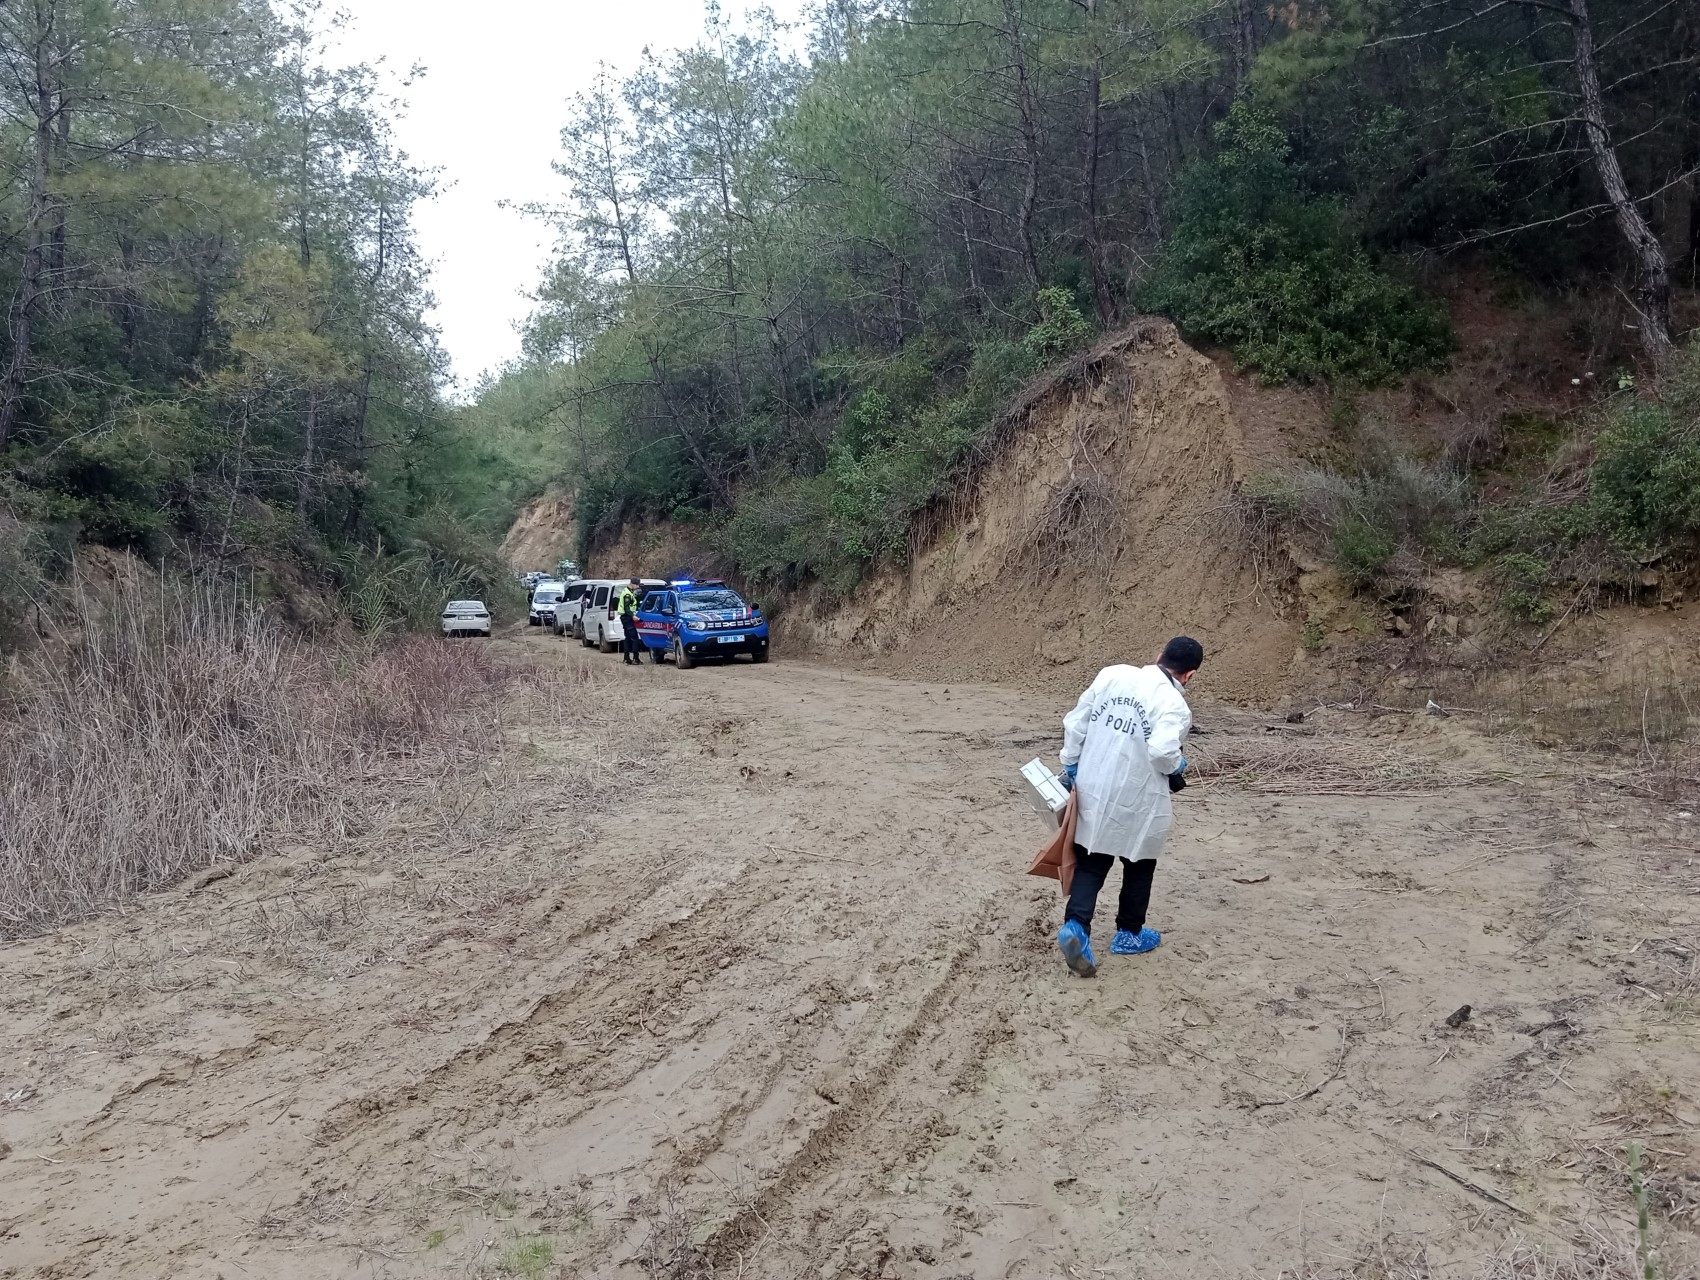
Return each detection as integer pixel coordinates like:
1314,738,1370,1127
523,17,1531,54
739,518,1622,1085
618,578,644,665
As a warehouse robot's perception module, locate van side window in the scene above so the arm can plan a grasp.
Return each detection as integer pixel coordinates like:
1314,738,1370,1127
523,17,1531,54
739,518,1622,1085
594,586,609,607
566,584,584,601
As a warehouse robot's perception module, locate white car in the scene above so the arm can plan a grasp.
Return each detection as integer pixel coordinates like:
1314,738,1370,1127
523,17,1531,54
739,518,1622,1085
528,580,566,626
441,600,492,637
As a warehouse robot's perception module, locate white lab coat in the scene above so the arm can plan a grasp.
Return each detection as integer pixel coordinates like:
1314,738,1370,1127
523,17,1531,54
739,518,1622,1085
1059,664,1192,863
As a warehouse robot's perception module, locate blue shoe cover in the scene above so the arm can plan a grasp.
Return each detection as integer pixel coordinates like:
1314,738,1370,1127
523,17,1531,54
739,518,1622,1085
1111,927,1161,955
1057,920,1097,978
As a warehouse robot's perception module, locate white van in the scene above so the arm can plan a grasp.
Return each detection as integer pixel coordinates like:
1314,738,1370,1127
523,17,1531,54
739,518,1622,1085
549,580,590,635
562,579,615,649
528,580,566,627
576,578,667,652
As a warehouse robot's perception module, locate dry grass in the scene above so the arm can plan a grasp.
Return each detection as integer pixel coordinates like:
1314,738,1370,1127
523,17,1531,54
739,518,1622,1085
641,1181,711,1280
1189,735,1465,797
1273,1227,1646,1280
0,573,544,939
1470,1229,1644,1280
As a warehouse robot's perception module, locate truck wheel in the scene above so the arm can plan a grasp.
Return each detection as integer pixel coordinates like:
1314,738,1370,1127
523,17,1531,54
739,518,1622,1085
673,637,695,670
598,627,613,654
752,647,770,664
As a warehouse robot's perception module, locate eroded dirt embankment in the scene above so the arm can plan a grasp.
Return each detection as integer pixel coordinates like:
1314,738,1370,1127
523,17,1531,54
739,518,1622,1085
503,490,578,572
780,320,1296,704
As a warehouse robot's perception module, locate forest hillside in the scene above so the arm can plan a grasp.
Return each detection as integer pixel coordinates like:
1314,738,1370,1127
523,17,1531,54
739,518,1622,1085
462,0,1698,635
0,0,515,644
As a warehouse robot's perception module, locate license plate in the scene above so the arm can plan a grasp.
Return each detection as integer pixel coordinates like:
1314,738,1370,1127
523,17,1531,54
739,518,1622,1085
716,635,741,644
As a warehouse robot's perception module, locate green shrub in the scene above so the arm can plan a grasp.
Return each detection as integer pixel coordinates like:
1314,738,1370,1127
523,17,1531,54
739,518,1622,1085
1140,103,1452,384
1586,402,1700,557
1495,551,1554,622
1024,287,1092,362
1245,450,1465,590
1331,516,1395,586
714,475,853,594
0,516,50,653
1239,470,1304,522
729,335,1040,592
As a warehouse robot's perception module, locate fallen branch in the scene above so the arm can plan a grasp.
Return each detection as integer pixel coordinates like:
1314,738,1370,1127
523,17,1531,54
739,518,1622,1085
767,844,865,868
1249,1029,1347,1109
1403,1148,1533,1221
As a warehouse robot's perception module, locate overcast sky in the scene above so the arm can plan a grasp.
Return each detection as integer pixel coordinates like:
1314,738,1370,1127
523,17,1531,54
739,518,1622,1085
327,0,809,394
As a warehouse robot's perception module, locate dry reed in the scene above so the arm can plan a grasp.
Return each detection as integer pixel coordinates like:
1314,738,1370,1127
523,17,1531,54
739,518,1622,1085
0,574,527,939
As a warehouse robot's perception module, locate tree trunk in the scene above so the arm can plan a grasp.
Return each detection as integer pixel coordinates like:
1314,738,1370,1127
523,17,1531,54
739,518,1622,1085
1134,113,1164,244
1685,68,1700,285
297,102,313,269
1080,25,1115,327
1688,169,1700,287
219,402,250,559
346,202,387,536
892,259,908,345
297,393,317,518
0,38,57,452
960,185,983,311
1005,0,1041,289
117,235,139,367
1567,0,1675,368
50,90,70,280
1230,0,1254,88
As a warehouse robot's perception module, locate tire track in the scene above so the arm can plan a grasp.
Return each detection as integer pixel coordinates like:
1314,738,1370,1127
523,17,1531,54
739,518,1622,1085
314,855,758,1148
700,890,1046,1269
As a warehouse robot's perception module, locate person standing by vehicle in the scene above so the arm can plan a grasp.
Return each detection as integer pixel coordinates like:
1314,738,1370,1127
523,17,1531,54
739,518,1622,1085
618,578,644,665
1054,636,1203,978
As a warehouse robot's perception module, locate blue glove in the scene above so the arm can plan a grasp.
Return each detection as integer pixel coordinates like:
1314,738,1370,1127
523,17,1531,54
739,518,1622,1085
1061,762,1077,792
1166,756,1189,794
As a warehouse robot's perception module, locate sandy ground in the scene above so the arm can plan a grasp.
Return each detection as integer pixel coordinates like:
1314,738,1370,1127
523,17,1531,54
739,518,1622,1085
2,630,1698,1280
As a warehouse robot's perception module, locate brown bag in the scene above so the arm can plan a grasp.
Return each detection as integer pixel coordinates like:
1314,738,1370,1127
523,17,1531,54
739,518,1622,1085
1026,790,1078,896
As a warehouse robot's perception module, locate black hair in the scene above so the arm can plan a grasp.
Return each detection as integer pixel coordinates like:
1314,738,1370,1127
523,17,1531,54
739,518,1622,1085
1159,635,1204,674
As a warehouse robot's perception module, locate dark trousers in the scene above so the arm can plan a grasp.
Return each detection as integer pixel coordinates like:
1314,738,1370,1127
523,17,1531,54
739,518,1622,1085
1064,845,1156,935
622,620,642,661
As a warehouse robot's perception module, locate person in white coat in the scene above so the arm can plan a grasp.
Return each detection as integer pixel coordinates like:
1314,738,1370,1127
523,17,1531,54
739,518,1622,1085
1054,636,1202,978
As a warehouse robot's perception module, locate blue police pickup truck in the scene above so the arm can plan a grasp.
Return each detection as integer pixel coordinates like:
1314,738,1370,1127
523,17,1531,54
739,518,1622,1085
633,581,771,669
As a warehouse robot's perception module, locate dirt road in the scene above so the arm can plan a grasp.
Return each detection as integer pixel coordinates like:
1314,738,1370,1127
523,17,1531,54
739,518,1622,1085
3,631,1696,1278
